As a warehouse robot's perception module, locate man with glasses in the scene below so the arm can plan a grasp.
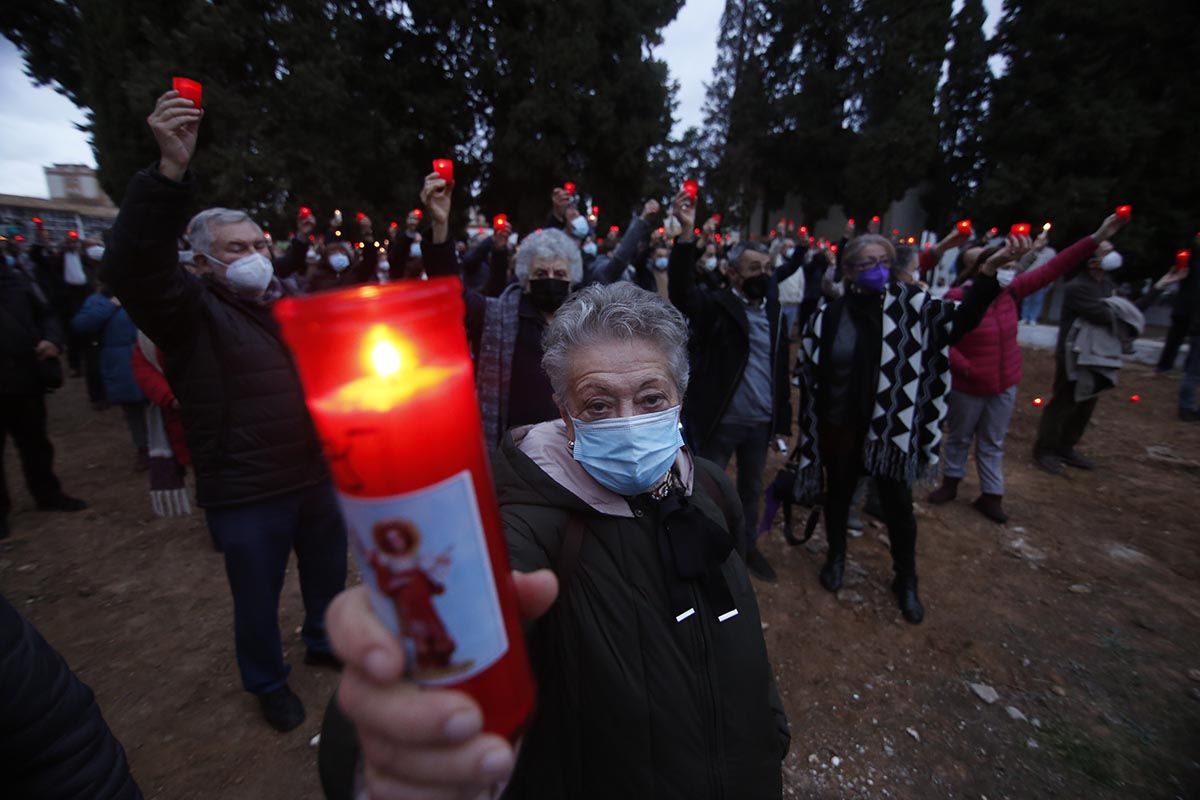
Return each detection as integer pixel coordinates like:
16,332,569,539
667,191,797,581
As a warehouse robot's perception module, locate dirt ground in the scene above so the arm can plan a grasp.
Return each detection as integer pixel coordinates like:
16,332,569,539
2,345,1199,799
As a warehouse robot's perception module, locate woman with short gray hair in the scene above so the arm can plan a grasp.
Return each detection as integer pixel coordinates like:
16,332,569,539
326,279,791,798
418,172,581,450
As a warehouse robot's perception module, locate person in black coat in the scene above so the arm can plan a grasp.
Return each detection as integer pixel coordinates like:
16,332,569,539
0,593,142,799
0,260,87,541
102,88,347,733
1157,236,1200,372
667,190,797,583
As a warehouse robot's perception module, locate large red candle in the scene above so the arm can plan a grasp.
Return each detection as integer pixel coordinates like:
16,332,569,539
433,159,455,183
274,280,535,739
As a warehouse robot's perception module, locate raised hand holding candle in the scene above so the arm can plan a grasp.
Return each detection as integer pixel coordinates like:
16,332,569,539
682,179,699,199
273,281,535,739
1010,223,1031,237
172,76,203,108
1116,205,1132,220
1176,249,1191,272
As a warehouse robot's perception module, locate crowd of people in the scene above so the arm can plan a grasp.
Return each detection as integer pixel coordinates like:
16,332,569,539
2,85,1198,799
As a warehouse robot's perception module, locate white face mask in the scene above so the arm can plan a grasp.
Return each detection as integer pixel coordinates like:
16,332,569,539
209,252,274,295
328,252,351,272
996,268,1016,287
704,257,718,271
570,216,589,238
86,245,105,261
1100,251,1123,271
582,242,598,256
409,242,422,259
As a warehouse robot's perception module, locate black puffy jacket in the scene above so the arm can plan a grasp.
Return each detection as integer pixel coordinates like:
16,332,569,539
0,264,62,397
0,594,142,800
497,424,789,799
103,167,327,508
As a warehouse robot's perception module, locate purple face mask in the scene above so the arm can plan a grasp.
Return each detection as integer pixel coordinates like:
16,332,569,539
855,263,890,293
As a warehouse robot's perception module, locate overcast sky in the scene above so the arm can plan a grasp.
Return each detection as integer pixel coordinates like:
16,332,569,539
0,0,1001,198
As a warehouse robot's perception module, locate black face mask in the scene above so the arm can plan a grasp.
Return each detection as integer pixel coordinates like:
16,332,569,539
527,278,570,313
741,273,769,300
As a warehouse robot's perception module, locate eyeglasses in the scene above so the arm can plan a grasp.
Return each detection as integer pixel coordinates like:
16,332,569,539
849,258,891,271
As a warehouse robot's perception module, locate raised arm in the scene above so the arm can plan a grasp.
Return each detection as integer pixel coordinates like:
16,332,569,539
665,189,716,326
419,170,487,347
941,237,1028,347
101,90,205,353
1010,212,1128,300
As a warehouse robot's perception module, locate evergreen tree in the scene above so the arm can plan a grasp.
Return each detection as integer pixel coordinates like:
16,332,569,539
927,0,989,229
979,0,1200,275
842,0,951,218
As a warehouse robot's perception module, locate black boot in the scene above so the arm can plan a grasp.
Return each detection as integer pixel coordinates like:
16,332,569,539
819,554,845,593
892,574,925,625
926,476,960,505
258,684,306,732
971,494,1008,524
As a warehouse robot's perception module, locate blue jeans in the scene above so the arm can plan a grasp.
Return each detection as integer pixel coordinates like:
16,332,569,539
1180,335,1200,414
1021,286,1048,324
205,480,348,694
780,304,800,339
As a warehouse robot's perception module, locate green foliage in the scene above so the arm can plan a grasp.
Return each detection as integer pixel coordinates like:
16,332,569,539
979,1,1200,277
2,0,681,235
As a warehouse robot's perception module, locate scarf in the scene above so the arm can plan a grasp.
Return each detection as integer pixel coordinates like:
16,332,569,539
795,282,956,499
136,332,192,517
477,283,523,453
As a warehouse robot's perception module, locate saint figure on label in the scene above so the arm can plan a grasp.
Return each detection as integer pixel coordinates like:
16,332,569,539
368,519,457,671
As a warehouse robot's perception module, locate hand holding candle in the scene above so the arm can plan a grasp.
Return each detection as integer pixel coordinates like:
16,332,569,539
563,181,576,196
147,88,203,182
956,219,973,235
1115,205,1132,220
274,280,536,743
682,179,699,200
421,172,452,244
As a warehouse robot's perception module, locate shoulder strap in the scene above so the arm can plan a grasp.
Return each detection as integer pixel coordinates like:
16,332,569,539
694,465,745,558
554,515,587,589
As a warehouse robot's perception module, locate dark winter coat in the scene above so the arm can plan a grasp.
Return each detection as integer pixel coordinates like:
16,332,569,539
0,593,143,800
102,166,327,508
0,264,63,397
668,240,793,449
70,294,145,405
496,422,789,799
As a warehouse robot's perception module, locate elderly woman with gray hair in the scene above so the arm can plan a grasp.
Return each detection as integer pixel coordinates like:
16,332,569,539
420,171,583,450
794,233,1012,624
323,280,790,799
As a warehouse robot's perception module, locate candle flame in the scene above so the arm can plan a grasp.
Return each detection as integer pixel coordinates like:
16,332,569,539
1043,222,1052,231
372,339,402,378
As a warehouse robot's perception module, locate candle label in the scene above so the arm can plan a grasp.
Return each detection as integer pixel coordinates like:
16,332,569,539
338,471,508,686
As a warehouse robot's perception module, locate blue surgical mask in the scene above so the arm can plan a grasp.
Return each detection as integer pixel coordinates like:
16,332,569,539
409,242,422,259
855,264,889,293
653,257,670,271
328,252,351,272
704,257,718,271
582,242,598,256
571,216,590,238
570,405,684,496
784,247,795,259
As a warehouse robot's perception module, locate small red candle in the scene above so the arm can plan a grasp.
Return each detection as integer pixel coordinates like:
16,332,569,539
830,243,839,254
274,281,535,739
67,230,79,240
693,227,701,236
871,215,881,223
1115,205,1132,220
563,181,576,195
411,208,423,221
31,216,43,226
172,76,203,108
493,213,509,230
299,206,313,219
591,205,600,217
608,225,619,233
1176,249,1191,271
1129,394,1142,403
1032,396,1044,407
848,217,856,227
799,226,808,235
956,219,972,235
433,159,454,183
769,229,778,238
712,213,722,224
1010,223,1031,237
356,211,367,222
683,179,699,199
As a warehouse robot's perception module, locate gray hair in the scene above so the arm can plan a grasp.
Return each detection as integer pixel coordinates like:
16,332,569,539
541,282,690,403
514,228,583,285
186,208,260,256
842,234,896,271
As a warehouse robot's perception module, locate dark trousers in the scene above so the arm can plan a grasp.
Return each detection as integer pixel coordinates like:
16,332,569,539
1158,314,1191,371
821,423,917,577
1034,357,1098,456
698,420,771,548
0,394,62,517
204,480,348,694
